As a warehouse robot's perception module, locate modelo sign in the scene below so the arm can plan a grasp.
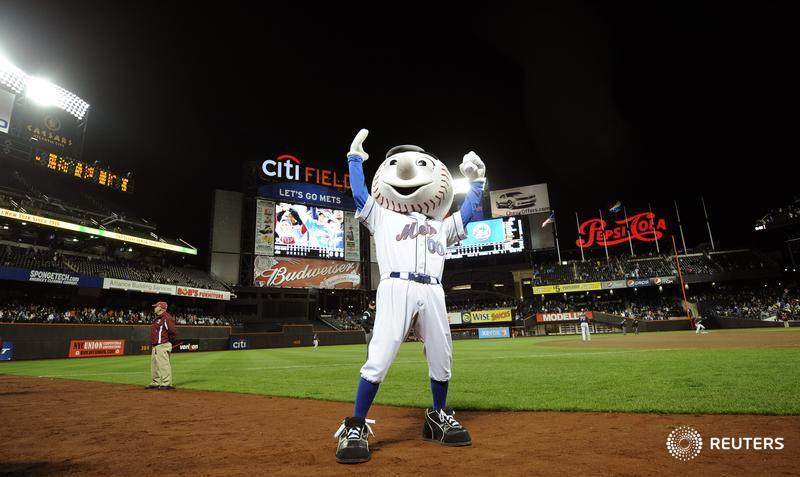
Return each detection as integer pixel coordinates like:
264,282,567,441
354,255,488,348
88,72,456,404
536,311,594,323
261,154,350,191
577,212,666,249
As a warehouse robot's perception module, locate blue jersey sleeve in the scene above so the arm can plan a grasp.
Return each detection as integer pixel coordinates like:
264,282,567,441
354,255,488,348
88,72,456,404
348,154,369,211
459,180,484,226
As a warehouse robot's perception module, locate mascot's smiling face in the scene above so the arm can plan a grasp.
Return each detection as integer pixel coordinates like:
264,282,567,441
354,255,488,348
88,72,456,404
371,145,454,220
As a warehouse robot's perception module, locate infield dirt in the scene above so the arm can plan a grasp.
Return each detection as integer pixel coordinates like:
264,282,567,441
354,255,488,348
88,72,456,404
2,375,798,476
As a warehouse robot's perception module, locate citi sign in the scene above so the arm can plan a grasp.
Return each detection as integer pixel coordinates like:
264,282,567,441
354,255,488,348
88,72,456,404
261,154,350,191
229,337,250,350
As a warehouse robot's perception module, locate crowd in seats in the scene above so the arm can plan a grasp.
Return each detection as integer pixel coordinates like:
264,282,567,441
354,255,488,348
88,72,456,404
0,302,240,326
695,284,799,321
320,311,365,331
1,243,229,291
758,201,800,228
531,250,775,286
531,294,684,321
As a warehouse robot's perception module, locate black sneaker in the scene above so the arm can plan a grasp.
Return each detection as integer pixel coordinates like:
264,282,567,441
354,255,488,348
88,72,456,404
423,408,471,446
144,384,159,390
334,416,375,464
157,385,175,390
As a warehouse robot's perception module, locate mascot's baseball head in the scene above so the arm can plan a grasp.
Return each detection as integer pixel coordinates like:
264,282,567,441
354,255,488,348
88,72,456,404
370,145,454,220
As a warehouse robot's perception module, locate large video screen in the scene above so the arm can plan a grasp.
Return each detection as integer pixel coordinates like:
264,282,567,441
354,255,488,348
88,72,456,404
446,217,525,259
274,202,345,259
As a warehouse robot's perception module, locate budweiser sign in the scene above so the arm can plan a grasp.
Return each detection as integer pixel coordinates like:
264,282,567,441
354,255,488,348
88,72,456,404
577,212,666,249
254,257,361,289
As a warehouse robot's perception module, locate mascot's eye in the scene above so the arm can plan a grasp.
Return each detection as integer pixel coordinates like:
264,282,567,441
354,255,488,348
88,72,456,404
389,159,397,165
416,160,427,167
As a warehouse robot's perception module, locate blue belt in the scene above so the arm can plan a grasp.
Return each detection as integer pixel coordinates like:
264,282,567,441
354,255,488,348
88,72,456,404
385,272,441,285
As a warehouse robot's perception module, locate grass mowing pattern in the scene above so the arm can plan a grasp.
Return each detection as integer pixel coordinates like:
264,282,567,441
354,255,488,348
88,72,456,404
1,330,798,415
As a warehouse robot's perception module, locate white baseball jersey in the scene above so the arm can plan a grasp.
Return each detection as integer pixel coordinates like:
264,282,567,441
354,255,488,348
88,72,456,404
356,195,466,280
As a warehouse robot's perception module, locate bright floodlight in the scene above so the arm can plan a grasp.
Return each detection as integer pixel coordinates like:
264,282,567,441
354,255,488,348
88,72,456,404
0,51,90,119
453,178,470,195
26,77,59,106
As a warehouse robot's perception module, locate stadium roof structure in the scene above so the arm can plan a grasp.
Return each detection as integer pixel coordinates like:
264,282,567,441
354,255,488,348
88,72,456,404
0,56,90,120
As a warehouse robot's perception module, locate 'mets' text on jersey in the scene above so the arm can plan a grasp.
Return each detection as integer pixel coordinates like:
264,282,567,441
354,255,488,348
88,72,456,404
357,196,466,280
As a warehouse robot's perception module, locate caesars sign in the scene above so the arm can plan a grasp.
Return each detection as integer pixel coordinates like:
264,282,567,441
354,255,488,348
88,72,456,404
489,184,550,218
461,308,513,324
254,256,361,289
577,212,666,249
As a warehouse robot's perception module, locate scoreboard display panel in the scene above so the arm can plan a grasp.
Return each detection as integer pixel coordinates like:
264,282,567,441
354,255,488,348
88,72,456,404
273,202,345,259
32,151,133,193
446,217,525,259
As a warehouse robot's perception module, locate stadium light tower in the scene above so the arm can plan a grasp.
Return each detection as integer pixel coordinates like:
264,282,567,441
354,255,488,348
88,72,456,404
0,50,90,119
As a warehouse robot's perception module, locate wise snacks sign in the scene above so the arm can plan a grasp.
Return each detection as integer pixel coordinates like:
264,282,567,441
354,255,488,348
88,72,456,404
69,340,125,358
577,212,666,249
461,308,513,324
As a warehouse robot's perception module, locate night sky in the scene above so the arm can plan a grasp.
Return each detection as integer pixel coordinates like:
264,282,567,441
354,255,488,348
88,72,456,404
1,2,796,262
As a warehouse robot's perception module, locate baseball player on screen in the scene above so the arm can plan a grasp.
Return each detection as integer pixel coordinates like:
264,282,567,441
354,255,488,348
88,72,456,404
333,129,485,464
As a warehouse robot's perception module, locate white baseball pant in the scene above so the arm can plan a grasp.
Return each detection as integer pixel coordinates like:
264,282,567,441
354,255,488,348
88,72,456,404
580,322,591,341
360,278,452,384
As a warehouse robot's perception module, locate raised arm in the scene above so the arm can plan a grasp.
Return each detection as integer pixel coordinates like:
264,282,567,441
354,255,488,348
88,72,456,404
347,129,370,211
458,151,487,226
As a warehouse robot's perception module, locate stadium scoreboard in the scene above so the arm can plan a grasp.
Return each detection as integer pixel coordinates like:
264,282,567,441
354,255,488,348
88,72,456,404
32,151,133,193
446,217,525,259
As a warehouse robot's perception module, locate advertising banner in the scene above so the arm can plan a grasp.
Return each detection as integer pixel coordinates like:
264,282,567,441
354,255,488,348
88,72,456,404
533,282,602,295
253,256,360,289
447,312,463,325
103,278,177,295
19,105,84,158
478,327,511,339
68,340,125,358
0,89,14,134
174,339,200,353
175,286,231,301
0,266,102,288
489,184,550,217
576,212,667,249
0,341,13,361
229,336,250,350
460,308,513,324
536,311,594,323
650,276,677,286
254,198,275,255
258,182,355,210
0,208,196,255
344,211,360,262
626,278,652,288
602,280,628,290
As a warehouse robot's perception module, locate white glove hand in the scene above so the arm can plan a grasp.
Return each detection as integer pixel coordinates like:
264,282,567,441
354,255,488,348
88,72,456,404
348,128,369,161
459,151,486,182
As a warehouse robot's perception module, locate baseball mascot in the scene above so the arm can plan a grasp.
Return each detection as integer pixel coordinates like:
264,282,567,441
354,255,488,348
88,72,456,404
334,129,486,464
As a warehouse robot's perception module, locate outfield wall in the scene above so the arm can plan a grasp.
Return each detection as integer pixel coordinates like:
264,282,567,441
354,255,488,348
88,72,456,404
0,323,232,360
705,316,795,329
0,323,366,360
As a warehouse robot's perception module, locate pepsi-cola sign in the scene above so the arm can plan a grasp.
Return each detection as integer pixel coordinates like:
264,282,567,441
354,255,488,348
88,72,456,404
577,212,666,249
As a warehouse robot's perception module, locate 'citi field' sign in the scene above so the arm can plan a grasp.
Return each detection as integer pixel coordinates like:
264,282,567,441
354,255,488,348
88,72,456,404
577,212,666,249
261,154,350,191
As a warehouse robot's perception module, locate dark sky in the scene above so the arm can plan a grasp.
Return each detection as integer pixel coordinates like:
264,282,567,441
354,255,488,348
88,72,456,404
1,2,796,262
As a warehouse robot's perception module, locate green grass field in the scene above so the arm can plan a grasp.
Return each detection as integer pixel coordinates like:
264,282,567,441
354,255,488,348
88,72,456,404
2,329,798,415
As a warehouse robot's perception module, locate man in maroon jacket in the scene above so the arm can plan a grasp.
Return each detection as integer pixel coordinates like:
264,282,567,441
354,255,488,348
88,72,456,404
145,301,177,390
